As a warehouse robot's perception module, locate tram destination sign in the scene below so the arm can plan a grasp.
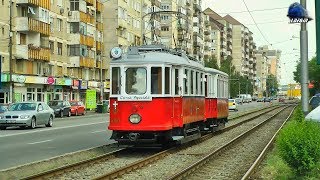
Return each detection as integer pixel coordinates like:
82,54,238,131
118,95,152,101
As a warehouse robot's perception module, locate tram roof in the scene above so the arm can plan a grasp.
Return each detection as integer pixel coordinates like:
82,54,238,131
205,67,229,77
111,49,204,69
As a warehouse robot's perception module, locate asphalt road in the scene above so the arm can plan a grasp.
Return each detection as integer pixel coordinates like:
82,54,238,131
0,113,112,170
0,101,275,170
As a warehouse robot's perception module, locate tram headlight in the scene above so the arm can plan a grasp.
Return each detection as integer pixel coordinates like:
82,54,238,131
129,114,141,124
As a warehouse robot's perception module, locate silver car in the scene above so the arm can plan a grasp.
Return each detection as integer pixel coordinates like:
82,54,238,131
0,102,54,130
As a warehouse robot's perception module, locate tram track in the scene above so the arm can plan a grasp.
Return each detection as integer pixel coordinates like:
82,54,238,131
0,104,281,179
168,106,295,180
92,105,288,180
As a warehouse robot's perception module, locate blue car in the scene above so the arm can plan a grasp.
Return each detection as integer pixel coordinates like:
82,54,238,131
309,94,320,110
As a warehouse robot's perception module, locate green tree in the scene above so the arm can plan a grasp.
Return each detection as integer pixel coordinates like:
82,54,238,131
293,56,320,96
266,74,278,97
204,56,219,69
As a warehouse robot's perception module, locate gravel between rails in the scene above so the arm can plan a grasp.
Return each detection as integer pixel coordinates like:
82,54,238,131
48,149,160,179
187,106,294,180
116,107,287,180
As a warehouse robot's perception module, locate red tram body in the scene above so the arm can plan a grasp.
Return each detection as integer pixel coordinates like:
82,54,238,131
108,46,229,144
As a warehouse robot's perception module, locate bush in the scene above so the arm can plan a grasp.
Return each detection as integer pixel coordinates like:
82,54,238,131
261,152,295,179
292,104,305,122
276,121,320,176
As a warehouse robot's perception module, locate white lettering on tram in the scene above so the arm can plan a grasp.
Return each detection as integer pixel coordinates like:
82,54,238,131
118,95,152,101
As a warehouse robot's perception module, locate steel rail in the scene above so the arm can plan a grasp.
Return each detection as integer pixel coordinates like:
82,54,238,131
167,106,291,180
21,105,282,180
21,148,126,180
93,105,285,180
241,106,296,180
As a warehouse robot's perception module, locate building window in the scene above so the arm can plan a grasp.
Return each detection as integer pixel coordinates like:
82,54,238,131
49,41,54,54
57,42,62,55
20,33,26,45
37,62,42,75
57,19,62,31
1,27,4,35
68,44,80,56
70,0,79,11
161,26,169,31
50,17,54,32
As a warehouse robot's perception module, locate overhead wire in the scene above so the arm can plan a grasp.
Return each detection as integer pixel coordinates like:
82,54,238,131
241,0,271,46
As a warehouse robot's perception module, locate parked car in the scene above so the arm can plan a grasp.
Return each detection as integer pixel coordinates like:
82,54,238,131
309,94,320,110
235,98,243,105
0,104,8,113
0,102,54,130
263,97,272,102
306,105,320,121
70,101,86,116
48,100,71,117
228,99,238,111
257,98,264,102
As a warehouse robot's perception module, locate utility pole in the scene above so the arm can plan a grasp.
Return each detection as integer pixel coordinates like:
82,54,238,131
9,0,14,103
300,0,309,115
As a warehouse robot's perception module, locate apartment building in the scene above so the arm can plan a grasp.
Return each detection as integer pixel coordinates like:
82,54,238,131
159,0,178,48
255,51,269,96
223,15,256,80
0,0,106,104
203,8,231,63
104,0,152,67
202,14,223,67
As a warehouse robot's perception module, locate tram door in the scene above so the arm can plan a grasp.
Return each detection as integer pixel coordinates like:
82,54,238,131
172,68,181,126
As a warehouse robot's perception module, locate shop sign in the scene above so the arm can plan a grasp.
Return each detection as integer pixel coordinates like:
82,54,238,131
47,76,55,85
88,81,98,88
25,76,48,84
86,90,96,109
105,81,110,89
72,80,79,89
55,78,72,86
13,75,26,83
80,80,88,89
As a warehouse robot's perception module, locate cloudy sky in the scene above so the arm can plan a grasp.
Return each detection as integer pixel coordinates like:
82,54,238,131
202,0,316,85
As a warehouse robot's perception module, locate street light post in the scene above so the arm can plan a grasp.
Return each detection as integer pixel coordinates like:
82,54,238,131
300,0,309,115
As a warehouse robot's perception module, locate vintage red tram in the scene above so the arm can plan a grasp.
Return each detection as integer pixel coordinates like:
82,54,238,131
108,45,228,144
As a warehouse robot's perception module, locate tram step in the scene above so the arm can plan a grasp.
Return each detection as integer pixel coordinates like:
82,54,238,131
172,136,184,141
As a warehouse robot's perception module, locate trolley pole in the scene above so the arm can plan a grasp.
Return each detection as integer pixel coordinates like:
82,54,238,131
300,0,309,115
9,0,14,103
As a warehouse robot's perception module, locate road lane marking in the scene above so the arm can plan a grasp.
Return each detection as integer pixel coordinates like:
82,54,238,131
28,139,53,145
91,130,106,134
0,121,109,138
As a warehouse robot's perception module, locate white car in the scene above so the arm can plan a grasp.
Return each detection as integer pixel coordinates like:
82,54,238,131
306,105,320,121
228,99,238,111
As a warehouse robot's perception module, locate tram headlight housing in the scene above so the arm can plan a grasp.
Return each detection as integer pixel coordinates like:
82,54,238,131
129,114,141,124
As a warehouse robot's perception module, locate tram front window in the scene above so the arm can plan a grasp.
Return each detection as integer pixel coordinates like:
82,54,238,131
125,67,147,95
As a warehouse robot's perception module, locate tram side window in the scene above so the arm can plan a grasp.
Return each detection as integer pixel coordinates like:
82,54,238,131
151,67,162,94
175,69,179,95
165,67,170,95
190,70,194,95
112,67,121,95
196,72,199,95
204,75,208,97
184,69,188,95
125,67,147,95
200,73,203,96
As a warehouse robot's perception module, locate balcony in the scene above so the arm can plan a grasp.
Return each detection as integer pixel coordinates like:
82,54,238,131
96,1,103,12
85,0,94,6
15,17,50,36
80,57,95,68
80,12,95,24
16,0,50,10
96,22,103,32
15,45,50,61
80,34,95,47
28,45,50,61
96,41,103,52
